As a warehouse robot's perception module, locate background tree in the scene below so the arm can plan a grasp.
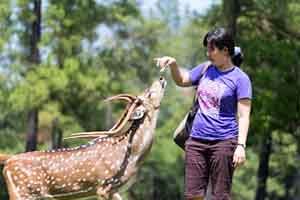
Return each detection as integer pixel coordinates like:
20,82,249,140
26,0,42,151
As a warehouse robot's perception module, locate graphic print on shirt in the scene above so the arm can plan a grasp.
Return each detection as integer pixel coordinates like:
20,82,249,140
197,78,227,117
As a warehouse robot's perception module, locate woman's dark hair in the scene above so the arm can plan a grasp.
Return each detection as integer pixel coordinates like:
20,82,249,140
203,27,243,66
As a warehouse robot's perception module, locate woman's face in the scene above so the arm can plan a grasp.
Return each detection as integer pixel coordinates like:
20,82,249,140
206,42,229,67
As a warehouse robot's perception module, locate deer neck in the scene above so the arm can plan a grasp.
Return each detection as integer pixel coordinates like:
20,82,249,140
130,108,159,160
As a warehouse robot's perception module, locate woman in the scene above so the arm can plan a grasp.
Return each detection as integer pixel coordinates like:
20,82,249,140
155,27,252,200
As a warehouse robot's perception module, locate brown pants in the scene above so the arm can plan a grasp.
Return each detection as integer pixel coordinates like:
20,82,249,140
184,137,237,200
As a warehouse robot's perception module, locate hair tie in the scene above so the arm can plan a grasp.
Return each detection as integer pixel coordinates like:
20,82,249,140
234,46,243,57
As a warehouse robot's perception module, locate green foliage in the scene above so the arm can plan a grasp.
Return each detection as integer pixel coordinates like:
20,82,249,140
0,1,11,51
232,148,259,200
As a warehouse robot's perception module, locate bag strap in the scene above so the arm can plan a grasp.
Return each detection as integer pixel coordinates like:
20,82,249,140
192,61,211,104
201,61,211,78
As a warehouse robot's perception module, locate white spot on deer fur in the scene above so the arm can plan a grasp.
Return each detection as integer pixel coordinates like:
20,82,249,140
116,160,121,165
72,184,80,190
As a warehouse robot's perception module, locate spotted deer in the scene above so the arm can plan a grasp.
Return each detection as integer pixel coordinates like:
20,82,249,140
0,77,167,200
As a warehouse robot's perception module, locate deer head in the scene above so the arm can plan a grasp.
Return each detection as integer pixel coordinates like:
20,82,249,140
1,77,167,200
66,77,166,139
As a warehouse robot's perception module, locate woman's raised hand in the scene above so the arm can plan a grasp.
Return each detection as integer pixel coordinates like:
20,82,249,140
154,56,177,72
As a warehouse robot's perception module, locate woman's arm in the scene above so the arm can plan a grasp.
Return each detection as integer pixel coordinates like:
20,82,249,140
233,98,251,168
154,56,192,87
237,99,251,146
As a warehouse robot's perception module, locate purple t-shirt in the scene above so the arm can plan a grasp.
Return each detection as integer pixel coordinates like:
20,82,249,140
189,62,252,141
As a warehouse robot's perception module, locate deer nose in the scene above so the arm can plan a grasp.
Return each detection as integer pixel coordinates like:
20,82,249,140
159,76,167,88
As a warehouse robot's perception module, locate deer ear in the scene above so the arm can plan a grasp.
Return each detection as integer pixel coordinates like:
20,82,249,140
130,107,146,120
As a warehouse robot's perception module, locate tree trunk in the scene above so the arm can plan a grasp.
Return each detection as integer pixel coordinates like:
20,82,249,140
25,0,42,152
51,118,63,149
26,109,39,151
223,0,240,37
292,166,300,200
255,133,272,200
292,140,300,200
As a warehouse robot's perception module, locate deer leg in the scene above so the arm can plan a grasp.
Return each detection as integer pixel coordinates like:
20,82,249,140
3,167,39,200
112,193,122,200
3,169,23,200
96,184,112,200
97,185,122,200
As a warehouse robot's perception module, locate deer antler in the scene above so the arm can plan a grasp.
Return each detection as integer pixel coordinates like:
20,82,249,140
104,94,136,131
65,95,142,139
104,94,135,103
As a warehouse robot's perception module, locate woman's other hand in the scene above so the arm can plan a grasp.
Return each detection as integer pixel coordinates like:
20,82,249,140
233,145,246,168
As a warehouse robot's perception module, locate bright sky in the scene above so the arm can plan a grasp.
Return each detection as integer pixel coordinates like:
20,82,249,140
140,0,221,14
177,0,220,13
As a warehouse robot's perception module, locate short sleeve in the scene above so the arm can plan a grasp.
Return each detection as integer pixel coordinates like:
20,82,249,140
188,63,206,86
237,74,252,100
